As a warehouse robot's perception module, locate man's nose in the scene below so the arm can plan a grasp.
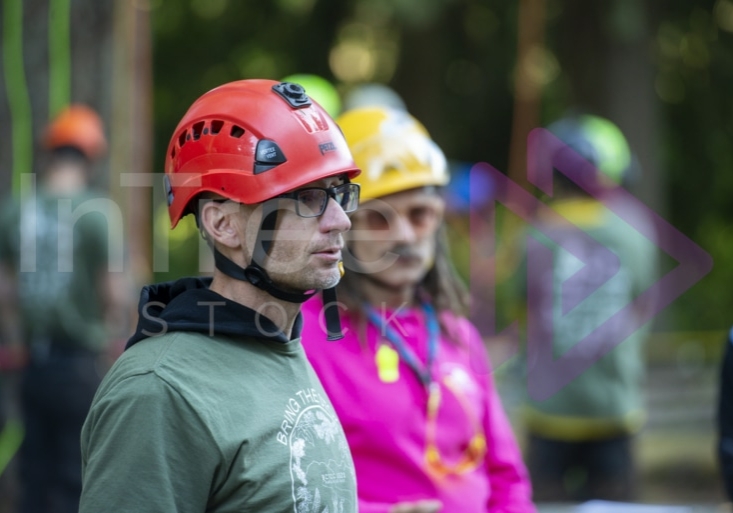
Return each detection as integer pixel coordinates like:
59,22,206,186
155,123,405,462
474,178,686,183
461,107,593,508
390,213,417,243
319,197,352,233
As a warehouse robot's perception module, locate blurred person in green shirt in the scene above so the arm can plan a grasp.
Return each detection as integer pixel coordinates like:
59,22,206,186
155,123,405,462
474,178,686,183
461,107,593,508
515,114,658,502
0,105,130,513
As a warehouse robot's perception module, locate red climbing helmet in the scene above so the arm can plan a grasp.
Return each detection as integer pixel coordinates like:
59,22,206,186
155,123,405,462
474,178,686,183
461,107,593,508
164,79,361,228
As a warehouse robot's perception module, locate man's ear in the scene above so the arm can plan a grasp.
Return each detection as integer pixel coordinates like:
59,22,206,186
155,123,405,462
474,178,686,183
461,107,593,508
199,201,243,249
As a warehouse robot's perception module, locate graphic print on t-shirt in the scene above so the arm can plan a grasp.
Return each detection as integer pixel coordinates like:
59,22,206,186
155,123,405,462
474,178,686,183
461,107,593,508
277,388,356,513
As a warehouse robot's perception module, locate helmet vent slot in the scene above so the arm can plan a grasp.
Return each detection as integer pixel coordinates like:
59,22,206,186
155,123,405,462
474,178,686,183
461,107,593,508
210,120,224,135
230,125,245,138
192,122,205,140
178,130,188,148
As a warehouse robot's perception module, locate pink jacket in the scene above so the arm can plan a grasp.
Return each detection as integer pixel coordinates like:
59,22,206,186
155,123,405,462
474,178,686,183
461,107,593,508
301,297,536,513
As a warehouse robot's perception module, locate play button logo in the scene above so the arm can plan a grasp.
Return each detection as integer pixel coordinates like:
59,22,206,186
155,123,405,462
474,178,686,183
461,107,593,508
467,128,713,401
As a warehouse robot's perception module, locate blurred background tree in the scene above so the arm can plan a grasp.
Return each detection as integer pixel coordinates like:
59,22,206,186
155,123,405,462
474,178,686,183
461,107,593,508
2,0,730,331
145,0,733,335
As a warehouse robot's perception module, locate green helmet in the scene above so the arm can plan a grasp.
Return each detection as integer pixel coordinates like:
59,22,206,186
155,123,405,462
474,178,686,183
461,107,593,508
547,114,632,185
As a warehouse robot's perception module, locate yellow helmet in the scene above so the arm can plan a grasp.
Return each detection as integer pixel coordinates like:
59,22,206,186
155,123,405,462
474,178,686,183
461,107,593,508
336,107,449,202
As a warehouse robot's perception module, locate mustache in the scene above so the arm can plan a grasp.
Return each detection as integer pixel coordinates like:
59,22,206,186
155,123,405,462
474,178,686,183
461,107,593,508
387,245,421,259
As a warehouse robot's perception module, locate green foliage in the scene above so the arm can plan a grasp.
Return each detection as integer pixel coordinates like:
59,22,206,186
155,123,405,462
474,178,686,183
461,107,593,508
656,1,733,330
149,0,733,335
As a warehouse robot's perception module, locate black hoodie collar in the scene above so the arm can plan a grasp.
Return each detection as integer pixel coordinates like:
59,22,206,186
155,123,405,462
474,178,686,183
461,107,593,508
125,277,303,350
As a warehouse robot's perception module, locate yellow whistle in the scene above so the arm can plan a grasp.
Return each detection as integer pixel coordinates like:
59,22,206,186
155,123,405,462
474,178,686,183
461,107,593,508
375,344,399,383
338,260,345,277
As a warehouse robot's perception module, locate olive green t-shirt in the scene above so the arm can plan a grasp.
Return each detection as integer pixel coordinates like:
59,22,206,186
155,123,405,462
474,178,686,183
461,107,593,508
80,330,357,512
521,197,658,438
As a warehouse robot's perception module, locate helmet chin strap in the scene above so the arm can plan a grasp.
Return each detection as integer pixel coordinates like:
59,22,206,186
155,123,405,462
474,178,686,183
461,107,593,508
213,199,345,340
320,276,345,342
213,249,315,303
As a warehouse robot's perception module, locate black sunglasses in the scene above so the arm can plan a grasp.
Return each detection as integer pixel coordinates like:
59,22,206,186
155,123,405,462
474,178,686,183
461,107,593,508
275,182,360,218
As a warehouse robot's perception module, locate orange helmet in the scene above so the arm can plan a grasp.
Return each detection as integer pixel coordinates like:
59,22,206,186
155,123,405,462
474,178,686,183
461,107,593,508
165,79,360,228
43,105,107,160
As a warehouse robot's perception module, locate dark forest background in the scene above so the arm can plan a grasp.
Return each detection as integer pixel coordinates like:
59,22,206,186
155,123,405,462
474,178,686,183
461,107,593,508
1,0,732,503
4,0,730,332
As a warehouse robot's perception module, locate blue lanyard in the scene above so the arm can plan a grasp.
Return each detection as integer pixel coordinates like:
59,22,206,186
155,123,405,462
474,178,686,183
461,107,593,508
366,302,440,387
